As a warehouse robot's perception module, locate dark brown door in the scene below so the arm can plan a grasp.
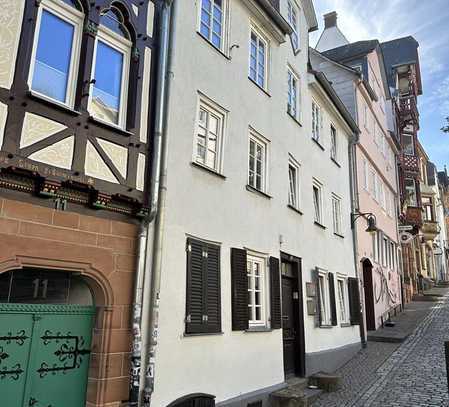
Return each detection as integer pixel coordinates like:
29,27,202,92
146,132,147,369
281,255,305,377
363,261,376,331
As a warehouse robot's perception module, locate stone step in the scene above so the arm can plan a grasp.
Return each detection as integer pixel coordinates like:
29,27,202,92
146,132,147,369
270,386,323,407
308,372,342,393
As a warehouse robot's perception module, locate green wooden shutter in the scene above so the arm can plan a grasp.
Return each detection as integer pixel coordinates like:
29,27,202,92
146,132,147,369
231,248,249,331
328,272,337,326
270,257,281,329
313,268,321,327
348,277,361,325
186,238,206,334
205,243,221,333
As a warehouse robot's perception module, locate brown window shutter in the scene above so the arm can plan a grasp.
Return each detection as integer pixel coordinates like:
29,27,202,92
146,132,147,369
313,268,321,327
231,248,249,331
269,257,281,329
185,238,206,334
328,272,337,326
348,277,361,325
205,243,221,333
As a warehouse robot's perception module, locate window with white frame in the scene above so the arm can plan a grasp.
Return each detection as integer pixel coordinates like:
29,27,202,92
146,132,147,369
337,278,350,324
379,180,385,209
89,6,132,128
372,231,379,263
405,178,417,206
288,158,300,209
403,134,414,156
29,0,84,106
318,271,331,326
287,0,299,52
383,236,388,267
330,125,338,161
312,101,322,142
199,0,225,50
195,97,225,171
287,68,300,119
313,180,323,224
248,132,267,192
332,194,342,235
363,159,369,190
247,254,266,326
369,166,376,196
249,27,268,89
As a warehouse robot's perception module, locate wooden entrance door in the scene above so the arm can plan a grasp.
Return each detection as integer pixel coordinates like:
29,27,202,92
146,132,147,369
281,254,305,377
363,261,376,331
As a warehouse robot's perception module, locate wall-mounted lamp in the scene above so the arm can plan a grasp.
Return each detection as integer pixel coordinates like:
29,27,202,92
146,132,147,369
351,212,378,235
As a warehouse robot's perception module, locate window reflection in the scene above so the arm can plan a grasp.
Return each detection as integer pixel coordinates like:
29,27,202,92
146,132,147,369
32,10,74,103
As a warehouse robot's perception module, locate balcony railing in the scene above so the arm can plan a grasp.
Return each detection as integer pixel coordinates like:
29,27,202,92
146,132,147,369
399,95,419,127
401,154,420,173
405,206,423,228
422,220,439,240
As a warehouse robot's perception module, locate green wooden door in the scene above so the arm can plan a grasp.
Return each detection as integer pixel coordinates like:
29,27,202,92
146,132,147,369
0,304,95,407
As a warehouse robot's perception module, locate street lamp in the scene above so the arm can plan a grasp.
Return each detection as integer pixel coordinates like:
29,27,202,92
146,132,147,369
351,212,378,234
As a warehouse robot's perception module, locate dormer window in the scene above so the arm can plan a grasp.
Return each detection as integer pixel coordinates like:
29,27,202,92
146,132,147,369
29,0,84,106
89,6,131,128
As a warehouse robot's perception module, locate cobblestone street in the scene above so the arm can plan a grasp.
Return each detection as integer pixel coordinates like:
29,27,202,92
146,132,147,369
313,294,449,407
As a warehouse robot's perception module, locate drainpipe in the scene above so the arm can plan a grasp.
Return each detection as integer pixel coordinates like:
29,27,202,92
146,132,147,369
348,131,367,347
129,1,175,406
139,0,175,406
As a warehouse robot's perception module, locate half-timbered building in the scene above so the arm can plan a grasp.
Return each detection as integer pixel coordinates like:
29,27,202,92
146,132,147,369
0,1,157,406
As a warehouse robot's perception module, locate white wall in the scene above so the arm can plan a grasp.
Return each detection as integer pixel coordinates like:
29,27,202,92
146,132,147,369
152,1,359,405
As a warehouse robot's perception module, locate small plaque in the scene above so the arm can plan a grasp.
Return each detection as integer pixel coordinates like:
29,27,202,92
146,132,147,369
307,299,317,316
306,282,316,297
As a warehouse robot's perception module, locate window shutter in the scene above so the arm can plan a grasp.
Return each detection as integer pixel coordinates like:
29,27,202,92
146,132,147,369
348,277,361,325
328,272,337,326
313,268,321,327
205,243,221,333
269,257,281,329
231,248,249,331
185,238,206,334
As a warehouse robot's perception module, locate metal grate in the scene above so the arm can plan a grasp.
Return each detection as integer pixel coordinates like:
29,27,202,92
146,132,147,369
247,402,263,407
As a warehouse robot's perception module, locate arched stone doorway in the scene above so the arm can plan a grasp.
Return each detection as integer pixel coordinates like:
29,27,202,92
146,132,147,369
0,268,103,407
167,393,216,407
362,259,376,331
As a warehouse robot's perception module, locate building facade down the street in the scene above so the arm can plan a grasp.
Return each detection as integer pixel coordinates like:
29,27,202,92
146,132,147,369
0,1,157,406
148,1,364,406
312,13,402,333
416,146,449,285
381,36,424,302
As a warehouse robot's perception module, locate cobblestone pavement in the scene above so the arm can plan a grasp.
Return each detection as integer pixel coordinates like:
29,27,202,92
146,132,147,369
313,296,449,407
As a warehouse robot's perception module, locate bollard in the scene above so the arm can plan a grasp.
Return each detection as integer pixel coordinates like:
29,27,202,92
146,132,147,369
445,341,449,394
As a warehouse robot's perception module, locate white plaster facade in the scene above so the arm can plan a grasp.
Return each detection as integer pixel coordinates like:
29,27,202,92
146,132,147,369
152,1,360,406
311,32,401,332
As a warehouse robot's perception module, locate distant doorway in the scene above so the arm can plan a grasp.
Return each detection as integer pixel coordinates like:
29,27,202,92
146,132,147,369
362,260,376,331
281,253,305,378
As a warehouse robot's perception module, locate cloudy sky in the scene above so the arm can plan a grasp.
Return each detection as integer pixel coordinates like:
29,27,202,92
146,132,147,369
310,0,449,170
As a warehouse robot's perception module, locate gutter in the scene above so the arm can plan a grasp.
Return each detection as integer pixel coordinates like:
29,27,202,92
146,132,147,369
129,1,175,406
140,0,176,405
255,0,293,35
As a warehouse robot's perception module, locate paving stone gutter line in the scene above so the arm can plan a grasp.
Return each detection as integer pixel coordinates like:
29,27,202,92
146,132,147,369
352,291,449,407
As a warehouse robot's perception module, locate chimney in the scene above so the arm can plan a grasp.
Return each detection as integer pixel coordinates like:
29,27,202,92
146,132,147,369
324,11,338,29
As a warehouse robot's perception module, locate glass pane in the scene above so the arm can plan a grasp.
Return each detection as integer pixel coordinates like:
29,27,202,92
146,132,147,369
255,291,261,306
32,10,74,103
202,0,212,12
9,270,70,304
92,41,124,125
209,115,218,134
101,9,128,38
200,23,210,39
255,306,261,321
